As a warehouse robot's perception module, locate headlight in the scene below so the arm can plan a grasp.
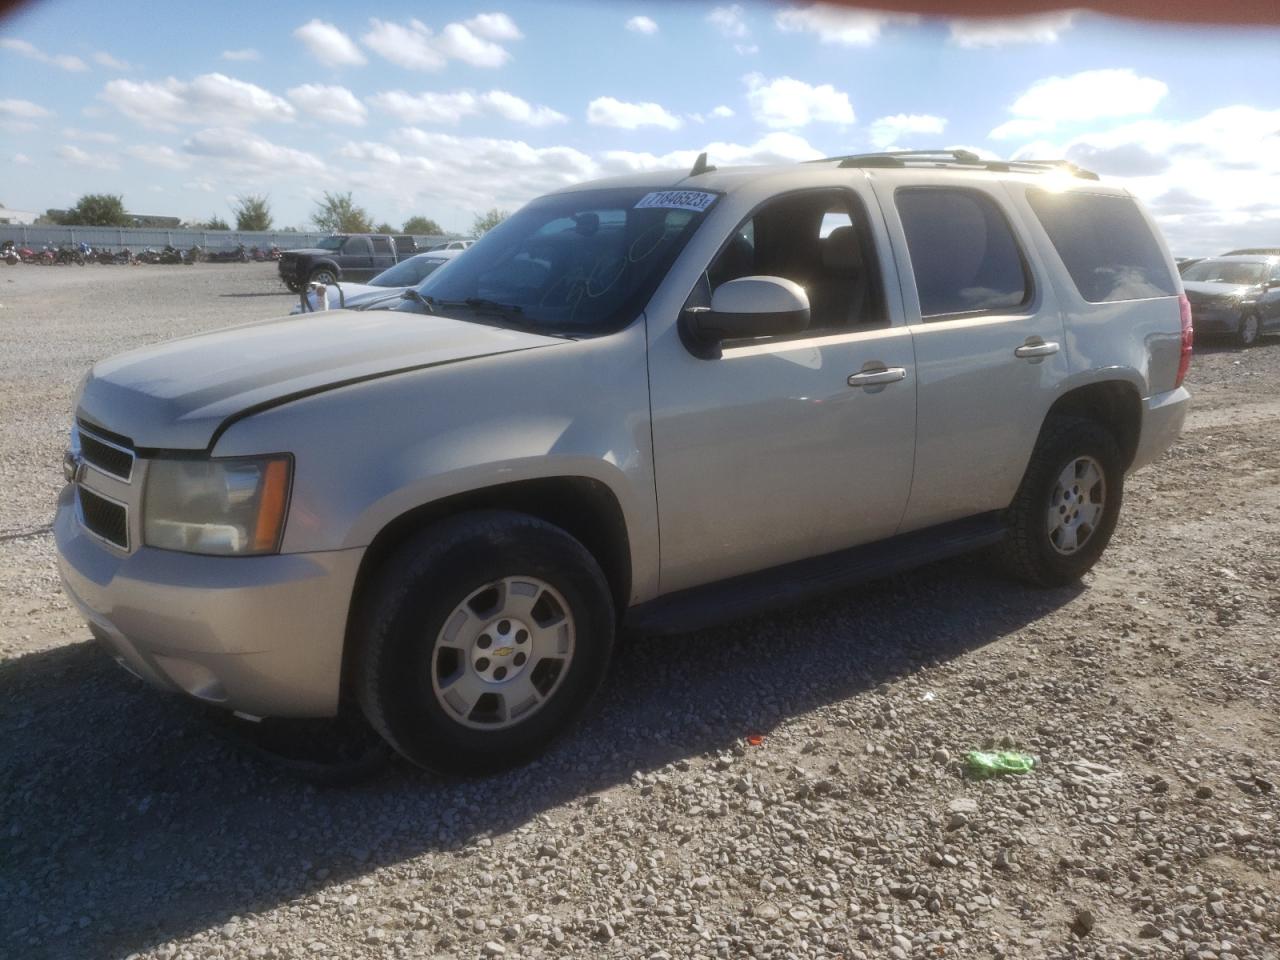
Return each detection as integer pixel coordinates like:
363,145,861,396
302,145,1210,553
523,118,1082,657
144,455,292,555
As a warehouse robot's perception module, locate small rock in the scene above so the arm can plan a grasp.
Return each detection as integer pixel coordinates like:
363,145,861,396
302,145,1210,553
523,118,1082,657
1071,906,1096,936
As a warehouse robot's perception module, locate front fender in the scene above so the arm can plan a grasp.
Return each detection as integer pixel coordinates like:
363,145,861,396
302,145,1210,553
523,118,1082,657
212,321,661,601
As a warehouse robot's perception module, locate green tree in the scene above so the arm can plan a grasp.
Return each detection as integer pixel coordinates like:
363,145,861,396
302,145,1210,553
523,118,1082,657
61,193,130,227
311,191,374,233
201,214,230,231
374,221,395,234
402,215,444,236
233,194,272,231
471,208,510,236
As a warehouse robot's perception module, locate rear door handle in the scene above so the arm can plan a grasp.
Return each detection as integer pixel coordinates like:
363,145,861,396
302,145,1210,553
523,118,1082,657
847,367,907,387
1014,340,1060,359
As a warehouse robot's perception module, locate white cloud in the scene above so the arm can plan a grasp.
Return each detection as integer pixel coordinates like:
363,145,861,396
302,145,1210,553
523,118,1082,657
13,153,32,165
221,48,262,62
0,38,88,72
626,15,659,35
125,144,190,169
869,113,947,148
294,19,367,67
1001,105,1280,255
990,68,1168,139
362,14,523,71
368,89,563,127
710,105,735,119
586,96,682,131
362,20,446,71
600,132,823,174
465,13,523,41
708,5,749,38
949,12,1076,48
92,51,131,70
480,90,566,127
57,144,119,170
183,127,326,176
62,127,117,143
774,5,917,46
287,84,368,126
0,98,52,119
99,73,296,130
745,74,854,129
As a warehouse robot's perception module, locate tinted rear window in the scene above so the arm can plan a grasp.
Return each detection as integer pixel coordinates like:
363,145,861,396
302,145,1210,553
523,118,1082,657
1027,190,1176,302
896,188,1030,319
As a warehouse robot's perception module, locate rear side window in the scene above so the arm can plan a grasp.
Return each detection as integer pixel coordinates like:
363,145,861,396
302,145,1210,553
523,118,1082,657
1027,190,1176,302
371,236,392,255
896,188,1030,319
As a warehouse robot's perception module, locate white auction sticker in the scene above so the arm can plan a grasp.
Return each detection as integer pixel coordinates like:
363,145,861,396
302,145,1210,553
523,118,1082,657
634,190,718,213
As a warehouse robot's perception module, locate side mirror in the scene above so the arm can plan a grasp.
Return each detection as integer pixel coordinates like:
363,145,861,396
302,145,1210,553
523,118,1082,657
681,276,810,359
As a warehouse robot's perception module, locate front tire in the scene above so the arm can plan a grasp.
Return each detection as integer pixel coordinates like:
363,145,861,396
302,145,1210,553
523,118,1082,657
999,417,1123,587
1237,312,1260,348
355,511,615,775
310,268,337,285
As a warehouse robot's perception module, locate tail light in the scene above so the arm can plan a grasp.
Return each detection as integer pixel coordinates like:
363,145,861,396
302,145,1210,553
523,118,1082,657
1176,293,1193,388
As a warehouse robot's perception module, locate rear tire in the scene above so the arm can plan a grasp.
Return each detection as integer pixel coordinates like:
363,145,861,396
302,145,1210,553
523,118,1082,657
1236,312,1260,348
998,416,1123,587
355,511,615,775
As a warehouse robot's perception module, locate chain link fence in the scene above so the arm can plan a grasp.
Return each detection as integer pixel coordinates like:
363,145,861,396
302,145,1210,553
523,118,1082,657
0,225,458,252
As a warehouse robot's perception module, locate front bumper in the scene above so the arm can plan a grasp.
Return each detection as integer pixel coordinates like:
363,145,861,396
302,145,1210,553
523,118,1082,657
1130,385,1191,473
55,485,364,718
1187,305,1242,334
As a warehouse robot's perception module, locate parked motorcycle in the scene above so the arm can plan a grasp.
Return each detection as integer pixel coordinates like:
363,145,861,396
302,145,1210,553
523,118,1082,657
2,240,17,265
17,245,38,263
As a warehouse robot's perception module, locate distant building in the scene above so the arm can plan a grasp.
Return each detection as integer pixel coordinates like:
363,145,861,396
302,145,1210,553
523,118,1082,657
0,206,38,225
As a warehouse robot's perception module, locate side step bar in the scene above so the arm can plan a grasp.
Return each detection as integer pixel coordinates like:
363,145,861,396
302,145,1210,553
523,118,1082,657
625,512,1007,636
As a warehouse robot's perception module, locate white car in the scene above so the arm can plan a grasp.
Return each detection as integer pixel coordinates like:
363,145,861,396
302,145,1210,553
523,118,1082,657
290,250,461,314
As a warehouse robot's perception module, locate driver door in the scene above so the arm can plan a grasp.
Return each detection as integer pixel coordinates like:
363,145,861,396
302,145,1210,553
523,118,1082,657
647,187,918,594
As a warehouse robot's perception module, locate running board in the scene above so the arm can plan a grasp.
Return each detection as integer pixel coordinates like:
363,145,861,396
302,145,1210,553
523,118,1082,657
625,512,1007,636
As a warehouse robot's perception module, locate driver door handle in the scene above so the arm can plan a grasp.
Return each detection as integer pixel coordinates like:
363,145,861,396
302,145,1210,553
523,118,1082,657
847,367,907,387
1014,340,1060,359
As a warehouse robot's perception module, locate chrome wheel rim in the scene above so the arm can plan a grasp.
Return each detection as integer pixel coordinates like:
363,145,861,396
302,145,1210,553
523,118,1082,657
313,271,336,284
1241,315,1259,345
1047,456,1106,556
431,576,575,731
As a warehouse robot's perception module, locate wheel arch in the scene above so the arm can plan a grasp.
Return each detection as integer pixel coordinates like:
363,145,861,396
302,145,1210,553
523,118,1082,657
341,476,632,697
1043,379,1143,470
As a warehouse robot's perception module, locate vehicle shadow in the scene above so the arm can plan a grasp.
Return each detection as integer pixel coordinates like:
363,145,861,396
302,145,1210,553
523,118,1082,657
217,292,296,299
0,557,1081,959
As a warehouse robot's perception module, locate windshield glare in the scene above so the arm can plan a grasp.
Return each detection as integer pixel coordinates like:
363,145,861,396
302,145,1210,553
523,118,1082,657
371,256,449,287
403,187,715,334
1181,260,1266,285
315,236,345,250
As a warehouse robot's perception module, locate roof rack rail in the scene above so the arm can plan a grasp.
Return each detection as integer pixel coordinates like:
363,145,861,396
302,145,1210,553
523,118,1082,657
805,150,1099,181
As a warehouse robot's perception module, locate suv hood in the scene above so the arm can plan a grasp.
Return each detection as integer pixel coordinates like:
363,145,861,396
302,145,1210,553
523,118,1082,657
78,311,567,450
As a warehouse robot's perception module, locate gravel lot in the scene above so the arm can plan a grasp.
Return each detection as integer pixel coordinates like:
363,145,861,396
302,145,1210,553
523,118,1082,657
1,263,1277,960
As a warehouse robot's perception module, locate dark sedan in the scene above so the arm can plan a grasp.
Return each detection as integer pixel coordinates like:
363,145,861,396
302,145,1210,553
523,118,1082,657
1181,255,1280,347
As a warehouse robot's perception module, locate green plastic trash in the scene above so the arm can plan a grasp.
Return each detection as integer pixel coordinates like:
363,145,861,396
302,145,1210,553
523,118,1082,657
966,751,1037,778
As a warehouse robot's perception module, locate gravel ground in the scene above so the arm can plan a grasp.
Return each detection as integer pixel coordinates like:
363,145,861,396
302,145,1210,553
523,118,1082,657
1,263,1277,960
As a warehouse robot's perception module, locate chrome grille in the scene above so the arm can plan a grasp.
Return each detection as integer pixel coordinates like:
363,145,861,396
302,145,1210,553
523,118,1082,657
78,428,134,481
78,487,129,549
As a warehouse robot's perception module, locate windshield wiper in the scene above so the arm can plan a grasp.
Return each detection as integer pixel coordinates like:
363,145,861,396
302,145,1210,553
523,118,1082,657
427,297,525,321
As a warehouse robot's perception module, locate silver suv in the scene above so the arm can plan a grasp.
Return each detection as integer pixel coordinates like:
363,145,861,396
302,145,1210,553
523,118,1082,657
56,150,1193,773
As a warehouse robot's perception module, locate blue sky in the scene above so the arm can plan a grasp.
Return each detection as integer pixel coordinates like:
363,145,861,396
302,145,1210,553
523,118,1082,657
3,1,1278,253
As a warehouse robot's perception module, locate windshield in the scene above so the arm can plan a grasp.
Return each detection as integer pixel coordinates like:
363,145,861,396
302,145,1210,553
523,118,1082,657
1181,259,1266,285
370,255,450,287
400,187,717,334
313,236,346,251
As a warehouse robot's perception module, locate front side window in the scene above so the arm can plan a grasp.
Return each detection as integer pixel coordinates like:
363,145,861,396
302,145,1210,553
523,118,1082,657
1027,189,1177,302
402,187,715,335
343,237,372,256
690,189,885,332
897,188,1030,320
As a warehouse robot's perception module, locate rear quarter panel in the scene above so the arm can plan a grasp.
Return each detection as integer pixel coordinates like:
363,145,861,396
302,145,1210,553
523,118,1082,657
1004,182,1184,398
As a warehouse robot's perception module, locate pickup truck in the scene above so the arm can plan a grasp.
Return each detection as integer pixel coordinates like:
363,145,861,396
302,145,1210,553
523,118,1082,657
278,234,417,292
